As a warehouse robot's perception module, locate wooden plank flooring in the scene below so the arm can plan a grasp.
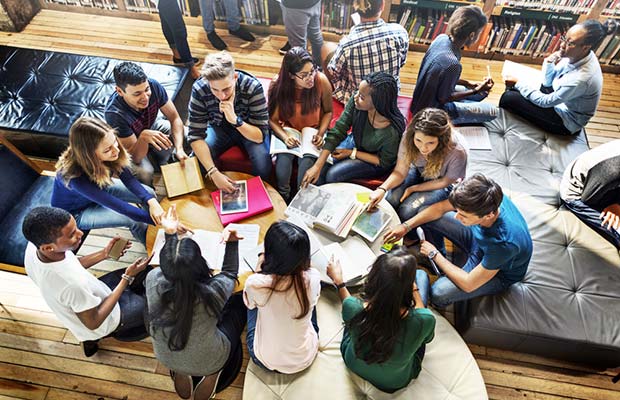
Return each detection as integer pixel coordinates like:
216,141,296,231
1,9,619,400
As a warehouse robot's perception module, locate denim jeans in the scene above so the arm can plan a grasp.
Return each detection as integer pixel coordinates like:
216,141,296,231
99,268,148,341
199,0,241,33
444,85,499,126
206,124,272,181
275,153,306,202
415,269,431,307
499,88,573,135
564,199,620,249
134,119,175,186
213,294,247,392
157,0,195,66
246,306,319,372
424,210,507,308
281,2,324,66
74,179,155,245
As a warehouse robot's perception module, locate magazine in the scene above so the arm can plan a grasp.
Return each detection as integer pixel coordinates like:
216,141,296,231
352,207,393,243
220,181,249,215
286,184,332,226
270,127,333,164
150,224,260,275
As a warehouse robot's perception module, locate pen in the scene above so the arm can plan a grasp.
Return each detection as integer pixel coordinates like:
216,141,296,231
486,65,491,78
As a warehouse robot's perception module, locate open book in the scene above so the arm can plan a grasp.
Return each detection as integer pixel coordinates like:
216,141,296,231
160,157,205,198
149,224,260,275
502,60,542,89
455,126,492,151
270,127,334,164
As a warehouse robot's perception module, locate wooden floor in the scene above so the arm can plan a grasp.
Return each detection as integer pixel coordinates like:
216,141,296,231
1,9,619,400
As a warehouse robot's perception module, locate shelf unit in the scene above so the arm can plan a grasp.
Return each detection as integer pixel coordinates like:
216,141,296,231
35,0,620,72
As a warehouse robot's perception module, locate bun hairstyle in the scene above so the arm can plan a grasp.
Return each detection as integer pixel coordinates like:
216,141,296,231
354,0,383,19
447,5,487,42
581,19,619,49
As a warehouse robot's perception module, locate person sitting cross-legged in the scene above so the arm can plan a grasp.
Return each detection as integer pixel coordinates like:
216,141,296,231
383,174,533,309
188,51,271,192
105,62,189,185
22,206,150,357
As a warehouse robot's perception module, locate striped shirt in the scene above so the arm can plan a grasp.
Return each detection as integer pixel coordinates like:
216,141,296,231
410,34,462,115
187,70,269,143
327,19,409,103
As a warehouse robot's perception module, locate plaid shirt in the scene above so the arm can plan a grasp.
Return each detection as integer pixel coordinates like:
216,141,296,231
327,19,409,103
187,70,269,143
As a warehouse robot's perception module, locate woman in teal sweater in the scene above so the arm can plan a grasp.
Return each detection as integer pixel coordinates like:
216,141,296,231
326,247,436,393
300,72,406,187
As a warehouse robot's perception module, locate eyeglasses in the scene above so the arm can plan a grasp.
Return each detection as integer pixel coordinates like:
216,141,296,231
560,35,580,47
295,66,317,80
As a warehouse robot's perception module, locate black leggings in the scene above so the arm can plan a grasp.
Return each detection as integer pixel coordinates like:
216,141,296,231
499,89,574,136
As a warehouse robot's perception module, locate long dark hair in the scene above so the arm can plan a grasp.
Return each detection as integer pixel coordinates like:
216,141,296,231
352,72,406,147
149,235,228,351
261,221,312,319
347,246,418,364
268,47,320,123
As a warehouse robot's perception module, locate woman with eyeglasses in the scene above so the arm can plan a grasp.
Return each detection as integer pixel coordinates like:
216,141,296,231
268,46,333,201
368,108,467,245
300,71,406,187
500,19,618,136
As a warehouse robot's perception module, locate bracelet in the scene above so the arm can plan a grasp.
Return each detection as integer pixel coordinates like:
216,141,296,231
413,288,419,292
377,186,387,193
402,221,411,232
335,282,346,289
350,147,357,160
206,166,217,175
121,274,135,285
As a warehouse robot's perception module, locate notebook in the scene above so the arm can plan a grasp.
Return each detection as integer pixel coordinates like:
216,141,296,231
211,176,274,225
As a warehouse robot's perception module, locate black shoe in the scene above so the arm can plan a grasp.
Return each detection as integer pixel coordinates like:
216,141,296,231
173,56,200,65
229,26,255,42
207,31,227,50
81,340,99,357
279,41,291,55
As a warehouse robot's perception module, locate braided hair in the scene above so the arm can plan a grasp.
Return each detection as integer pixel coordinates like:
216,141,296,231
580,19,619,49
447,5,487,42
352,72,406,147
404,108,455,179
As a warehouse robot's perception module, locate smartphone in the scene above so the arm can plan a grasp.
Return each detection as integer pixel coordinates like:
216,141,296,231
108,237,129,260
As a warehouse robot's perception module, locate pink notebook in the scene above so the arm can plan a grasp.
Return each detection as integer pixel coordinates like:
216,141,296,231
211,176,274,226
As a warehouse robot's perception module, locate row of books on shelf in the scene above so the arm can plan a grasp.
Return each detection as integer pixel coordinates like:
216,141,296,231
321,0,356,35
495,0,598,15
46,0,119,9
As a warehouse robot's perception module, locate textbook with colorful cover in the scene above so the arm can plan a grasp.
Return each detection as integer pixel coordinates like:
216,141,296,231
211,176,273,226
269,127,334,164
160,157,205,198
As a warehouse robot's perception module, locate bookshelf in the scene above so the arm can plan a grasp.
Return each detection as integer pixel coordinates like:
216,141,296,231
35,0,620,72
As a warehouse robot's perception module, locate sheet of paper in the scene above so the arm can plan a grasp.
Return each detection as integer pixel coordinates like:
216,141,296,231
502,60,542,89
227,223,260,274
456,126,492,151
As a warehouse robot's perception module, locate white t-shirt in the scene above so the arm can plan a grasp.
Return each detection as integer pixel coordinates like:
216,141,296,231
24,243,121,341
243,268,321,373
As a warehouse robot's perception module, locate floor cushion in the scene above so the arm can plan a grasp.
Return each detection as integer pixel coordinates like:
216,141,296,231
244,289,487,399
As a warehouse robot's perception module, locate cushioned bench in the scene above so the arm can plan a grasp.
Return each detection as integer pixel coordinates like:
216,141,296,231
244,289,488,399
456,109,620,367
0,46,189,159
0,139,54,273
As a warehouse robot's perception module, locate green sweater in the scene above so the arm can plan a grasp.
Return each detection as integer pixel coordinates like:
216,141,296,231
323,97,401,169
340,297,436,392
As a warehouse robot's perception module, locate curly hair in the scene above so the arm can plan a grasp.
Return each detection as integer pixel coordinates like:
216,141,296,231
404,108,454,179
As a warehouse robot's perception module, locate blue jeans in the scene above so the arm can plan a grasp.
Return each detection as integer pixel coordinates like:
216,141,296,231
275,153,306,201
199,0,241,32
206,124,272,181
157,0,195,66
444,85,498,125
134,119,175,186
74,179,154,245
281,2,324,66
424,211,508,308
246,307,319,372
564,199,620,249
415,269,431,307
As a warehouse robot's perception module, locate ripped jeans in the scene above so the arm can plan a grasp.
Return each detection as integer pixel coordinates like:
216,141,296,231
443,85,498,125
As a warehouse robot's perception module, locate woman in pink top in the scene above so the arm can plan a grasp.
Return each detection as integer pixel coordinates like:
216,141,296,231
243,221,321,373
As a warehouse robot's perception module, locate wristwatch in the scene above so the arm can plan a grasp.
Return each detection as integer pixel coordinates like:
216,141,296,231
233,115,244,128
428,250,439,260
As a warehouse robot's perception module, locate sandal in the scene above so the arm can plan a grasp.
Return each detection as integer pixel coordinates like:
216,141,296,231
169,370,192,399
194,370,222,400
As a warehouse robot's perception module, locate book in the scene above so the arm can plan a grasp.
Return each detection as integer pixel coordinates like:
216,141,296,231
149,223,260,275
220,181,249,215
455,126,492,151
352,207,393,243
270,127,334,164
501,60,542,88
285,184,332,226
160,157,205,198
211,176,273,226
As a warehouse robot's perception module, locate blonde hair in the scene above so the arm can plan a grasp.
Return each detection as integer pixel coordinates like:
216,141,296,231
56,117,130,188
354,0,383,18
201,51,235,81
404,108,455,179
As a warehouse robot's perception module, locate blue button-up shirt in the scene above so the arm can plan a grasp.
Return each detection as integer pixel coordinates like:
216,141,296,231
515,51,603,134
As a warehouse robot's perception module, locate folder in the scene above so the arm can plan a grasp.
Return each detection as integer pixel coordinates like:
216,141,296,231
211,176,274,226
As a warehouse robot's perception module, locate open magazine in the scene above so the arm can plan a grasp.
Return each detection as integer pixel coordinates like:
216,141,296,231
270,127,333,164
352,207,393,243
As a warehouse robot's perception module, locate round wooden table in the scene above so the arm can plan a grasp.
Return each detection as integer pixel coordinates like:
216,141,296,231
146,171,287,254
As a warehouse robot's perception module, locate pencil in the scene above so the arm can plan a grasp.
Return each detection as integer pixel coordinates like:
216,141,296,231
486,65,491,78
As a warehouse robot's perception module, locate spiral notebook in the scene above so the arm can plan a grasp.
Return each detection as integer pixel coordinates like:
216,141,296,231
211,176,273,225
